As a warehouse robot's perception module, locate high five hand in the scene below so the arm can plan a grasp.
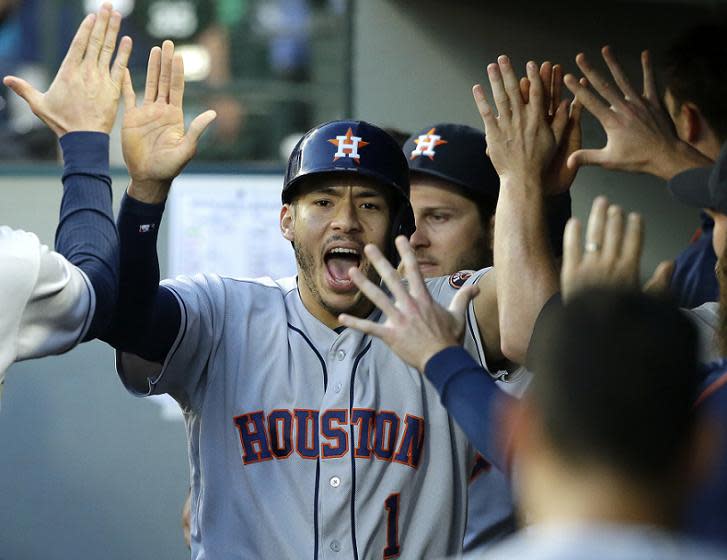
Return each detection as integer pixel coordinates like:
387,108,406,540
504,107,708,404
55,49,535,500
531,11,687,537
122,40,217,203
2,3,131,136
338,236,479,372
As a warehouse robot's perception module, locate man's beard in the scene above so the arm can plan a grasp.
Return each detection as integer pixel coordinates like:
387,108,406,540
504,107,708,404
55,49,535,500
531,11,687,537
716,255,727,356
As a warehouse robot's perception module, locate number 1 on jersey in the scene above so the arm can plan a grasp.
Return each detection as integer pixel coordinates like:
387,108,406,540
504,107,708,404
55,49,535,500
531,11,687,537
383,493,401,558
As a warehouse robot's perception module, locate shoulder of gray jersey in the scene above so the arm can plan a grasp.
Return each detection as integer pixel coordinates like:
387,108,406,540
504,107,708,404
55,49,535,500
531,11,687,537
683,301,720,364
425,268,532,398
121,273,298,403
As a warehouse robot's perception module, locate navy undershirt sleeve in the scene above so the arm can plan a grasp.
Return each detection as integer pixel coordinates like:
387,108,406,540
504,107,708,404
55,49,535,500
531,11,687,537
102,192,180,363
670,215,719,308
56,132,118,340
424,346,516,474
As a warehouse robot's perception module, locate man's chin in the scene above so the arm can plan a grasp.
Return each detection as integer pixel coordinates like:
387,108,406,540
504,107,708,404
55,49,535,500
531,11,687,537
417,262,442,278
322,295,369,321
318,282,372,317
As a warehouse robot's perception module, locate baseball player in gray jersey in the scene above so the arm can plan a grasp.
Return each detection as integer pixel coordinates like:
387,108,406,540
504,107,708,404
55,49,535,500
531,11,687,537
403,123,516,552
105,41,559,559
0,4,130,403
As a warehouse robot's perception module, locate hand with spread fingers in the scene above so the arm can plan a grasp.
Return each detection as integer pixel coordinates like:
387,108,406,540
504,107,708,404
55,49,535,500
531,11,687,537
2,3,131,136
338,236,480,373
563,46,711,179
561,196,645,301
122,40,217,204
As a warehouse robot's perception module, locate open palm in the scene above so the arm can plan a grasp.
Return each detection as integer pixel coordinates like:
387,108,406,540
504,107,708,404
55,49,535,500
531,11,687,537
122,41,216,195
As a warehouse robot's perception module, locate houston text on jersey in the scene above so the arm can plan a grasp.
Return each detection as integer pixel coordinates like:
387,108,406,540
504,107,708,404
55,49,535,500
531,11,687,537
233,408,426,468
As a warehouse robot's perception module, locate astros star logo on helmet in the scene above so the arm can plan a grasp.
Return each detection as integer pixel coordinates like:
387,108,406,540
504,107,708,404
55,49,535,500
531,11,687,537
328,128,369,163
411,128,448,160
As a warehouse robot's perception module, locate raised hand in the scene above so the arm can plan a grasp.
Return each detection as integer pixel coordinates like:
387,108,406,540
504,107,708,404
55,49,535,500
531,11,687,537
561,196,644,300
518,61,564,122
2,3,131,136
338,236,479,372
473,56,565,190
564,47,711,179
519,63,585,195
122,40,217,203
545,78,586,196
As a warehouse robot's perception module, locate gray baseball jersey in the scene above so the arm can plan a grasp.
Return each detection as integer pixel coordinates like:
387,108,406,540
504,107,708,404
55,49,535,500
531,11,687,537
460,272,530,553
685,301,721,364
0,226,94,404
117,269,512,559
463,456,516,552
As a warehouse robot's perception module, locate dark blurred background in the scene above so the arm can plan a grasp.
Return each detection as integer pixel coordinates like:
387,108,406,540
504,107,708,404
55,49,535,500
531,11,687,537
0,0,351,165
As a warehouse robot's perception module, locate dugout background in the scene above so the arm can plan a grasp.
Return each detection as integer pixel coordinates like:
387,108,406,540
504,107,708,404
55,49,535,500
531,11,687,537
0,1,725,558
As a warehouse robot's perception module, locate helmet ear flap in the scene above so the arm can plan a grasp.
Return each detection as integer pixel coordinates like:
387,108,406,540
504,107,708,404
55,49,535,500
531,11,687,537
387,202,416,266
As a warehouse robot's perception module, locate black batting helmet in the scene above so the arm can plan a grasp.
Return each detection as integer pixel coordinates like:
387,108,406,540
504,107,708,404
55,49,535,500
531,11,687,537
283,120,415,261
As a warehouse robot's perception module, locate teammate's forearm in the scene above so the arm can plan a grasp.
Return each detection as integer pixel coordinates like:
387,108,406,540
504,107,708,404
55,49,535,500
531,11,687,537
103,193,180,362
495,180,559,364
424,346,515,474
56,131,118,340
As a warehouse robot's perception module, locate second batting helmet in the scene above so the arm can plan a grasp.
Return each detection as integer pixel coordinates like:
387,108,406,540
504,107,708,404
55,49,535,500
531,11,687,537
403,123,499,206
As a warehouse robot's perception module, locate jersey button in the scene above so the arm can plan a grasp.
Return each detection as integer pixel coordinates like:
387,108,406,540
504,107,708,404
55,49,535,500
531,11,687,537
330,476,341,488
336,350,346,361
330,540,341,552
334,383,342,393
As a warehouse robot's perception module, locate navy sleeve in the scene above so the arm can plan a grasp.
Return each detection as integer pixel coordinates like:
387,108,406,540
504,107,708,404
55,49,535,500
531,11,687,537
103,192,181,363
671,226,718,309
56,132,118,340
424,346,516,474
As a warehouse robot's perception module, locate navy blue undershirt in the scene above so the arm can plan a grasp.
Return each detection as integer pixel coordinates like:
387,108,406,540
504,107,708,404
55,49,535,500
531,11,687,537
424,346,515,473
55,132,118,340
670,213,719,308
104,193,180,362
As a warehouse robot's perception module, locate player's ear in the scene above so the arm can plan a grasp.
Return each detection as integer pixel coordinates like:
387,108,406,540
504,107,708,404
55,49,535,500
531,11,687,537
280,203,295,242
681,102,703,144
